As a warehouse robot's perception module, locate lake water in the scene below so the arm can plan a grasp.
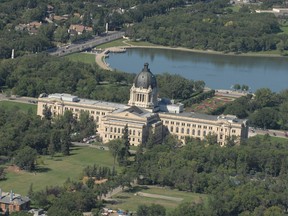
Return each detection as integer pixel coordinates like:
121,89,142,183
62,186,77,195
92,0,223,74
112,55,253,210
106,48,288,92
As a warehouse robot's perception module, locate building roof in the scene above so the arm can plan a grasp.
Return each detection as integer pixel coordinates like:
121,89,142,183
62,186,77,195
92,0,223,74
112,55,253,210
160,112,246,124
0,191,30,206
133,63,157,89
44,93,129,110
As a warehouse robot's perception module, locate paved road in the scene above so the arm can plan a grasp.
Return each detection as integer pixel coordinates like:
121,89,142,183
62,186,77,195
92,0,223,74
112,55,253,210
248,128,288,139
0,93,37,105
48,31,125,57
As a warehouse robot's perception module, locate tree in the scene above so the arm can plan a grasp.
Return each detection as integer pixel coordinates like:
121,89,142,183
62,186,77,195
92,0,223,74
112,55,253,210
241,84,249,92
60,130,71,156
42,105,52,120
137,204,149,216
205,132,218,145
107,139,125,168
233,84,241,91
54,26,69,43
0,167,5,180
14,146,37,171
122,124,130,162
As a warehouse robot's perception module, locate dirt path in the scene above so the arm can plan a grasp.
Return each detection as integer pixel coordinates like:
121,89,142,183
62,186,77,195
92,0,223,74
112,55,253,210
136,192,183,202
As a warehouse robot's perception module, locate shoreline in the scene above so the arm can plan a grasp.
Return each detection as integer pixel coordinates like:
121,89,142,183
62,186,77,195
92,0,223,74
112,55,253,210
95,41,286,71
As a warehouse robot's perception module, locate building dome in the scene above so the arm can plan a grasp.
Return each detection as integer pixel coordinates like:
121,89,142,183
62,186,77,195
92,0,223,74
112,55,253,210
133,63,157,89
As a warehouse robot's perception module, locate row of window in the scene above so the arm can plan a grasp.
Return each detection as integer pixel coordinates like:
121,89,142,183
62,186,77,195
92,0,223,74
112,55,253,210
63,107,106,116
105,127,142,136
170,127,237,136
104,134,140,143
164,120,213,130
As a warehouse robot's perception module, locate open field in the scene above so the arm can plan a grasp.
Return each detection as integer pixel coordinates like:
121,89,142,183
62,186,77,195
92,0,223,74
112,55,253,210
1,147,117,195
280,26,288,34
65,52,96,64
106,186,208,212
0,100,37,114
96,39,127,49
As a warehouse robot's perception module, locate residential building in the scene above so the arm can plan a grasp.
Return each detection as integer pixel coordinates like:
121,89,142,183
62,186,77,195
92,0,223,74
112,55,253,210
0,190,30,214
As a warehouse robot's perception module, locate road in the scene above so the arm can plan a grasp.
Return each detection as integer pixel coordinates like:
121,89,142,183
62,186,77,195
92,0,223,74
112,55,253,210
248,128,288,139
0,93,38,105
47,31,125,57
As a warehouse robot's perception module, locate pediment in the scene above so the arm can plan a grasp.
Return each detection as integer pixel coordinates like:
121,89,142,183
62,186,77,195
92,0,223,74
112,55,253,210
109,110,148,121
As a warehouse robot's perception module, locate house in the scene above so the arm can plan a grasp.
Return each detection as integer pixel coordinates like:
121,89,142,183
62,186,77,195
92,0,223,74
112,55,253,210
68,24,93,36
0,189,30,214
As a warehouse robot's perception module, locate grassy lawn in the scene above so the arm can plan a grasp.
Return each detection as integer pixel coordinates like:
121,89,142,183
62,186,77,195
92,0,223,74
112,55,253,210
106,186,208,212
95,39,158,49
65,52,96,65
96,39,127,49
280,26,288,34
125,41,159,47
1,146,117,195
0,100,37,114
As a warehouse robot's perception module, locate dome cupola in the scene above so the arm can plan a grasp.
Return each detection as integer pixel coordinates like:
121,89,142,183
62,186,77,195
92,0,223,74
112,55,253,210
133,63,157,89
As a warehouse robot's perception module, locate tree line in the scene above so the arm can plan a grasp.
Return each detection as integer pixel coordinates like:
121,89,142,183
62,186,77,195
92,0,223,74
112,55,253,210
126,0,288,54
0,54,204,102
0,106,95,172
211,88,288,130
129,134,288,215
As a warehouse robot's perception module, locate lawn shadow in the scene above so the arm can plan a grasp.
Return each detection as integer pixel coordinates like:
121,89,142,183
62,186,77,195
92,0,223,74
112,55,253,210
125,185,149,193
35,167,51,173
115,195,130,199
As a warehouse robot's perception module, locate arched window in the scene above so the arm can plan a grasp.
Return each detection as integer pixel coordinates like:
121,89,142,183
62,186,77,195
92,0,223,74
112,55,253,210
192,129,195,135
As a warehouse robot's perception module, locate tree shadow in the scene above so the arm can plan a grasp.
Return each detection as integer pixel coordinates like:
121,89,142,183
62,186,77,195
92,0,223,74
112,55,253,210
115,195,130,199
35,167,51,173
126,185,149,193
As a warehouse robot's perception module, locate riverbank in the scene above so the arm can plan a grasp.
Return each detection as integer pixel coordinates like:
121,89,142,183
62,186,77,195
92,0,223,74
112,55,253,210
95,40,285,71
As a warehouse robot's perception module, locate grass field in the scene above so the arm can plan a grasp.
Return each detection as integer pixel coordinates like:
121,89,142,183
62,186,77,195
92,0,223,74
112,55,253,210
1,147,117,195
96,39,127,49
65,52,96,65
106,186,208,212
280,26,288,34
0,100,37,114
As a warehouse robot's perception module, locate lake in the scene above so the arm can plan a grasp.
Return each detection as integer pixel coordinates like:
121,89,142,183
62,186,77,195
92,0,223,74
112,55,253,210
106,48,288,92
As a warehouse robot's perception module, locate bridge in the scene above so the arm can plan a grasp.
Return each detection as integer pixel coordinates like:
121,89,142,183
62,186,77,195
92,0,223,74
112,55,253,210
47,31,125,57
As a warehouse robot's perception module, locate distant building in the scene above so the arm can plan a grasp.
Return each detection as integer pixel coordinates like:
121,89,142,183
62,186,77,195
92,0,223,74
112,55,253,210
0,190,30,214
37,63,248,146
255,8,288,16
68,24,93,36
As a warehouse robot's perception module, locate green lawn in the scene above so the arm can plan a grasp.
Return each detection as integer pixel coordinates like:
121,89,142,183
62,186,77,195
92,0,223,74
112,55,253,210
65,53,96,65
106,186,208,212
125,41,158,47
96,39,127,49
1,147,117,195
280,26,288,34
0,100,37,114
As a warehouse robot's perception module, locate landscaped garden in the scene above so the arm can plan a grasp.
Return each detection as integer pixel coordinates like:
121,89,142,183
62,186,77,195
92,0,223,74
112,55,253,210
105,185,209,213
186,95,234,113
